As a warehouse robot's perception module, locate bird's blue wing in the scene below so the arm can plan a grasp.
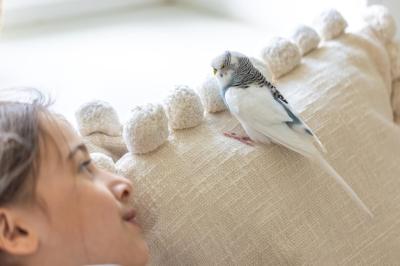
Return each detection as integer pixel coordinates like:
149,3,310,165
273,95,327,153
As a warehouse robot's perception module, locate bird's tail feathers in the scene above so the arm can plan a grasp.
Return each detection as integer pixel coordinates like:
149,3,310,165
313,153,374,218
312,135,327,153
291,123,327,153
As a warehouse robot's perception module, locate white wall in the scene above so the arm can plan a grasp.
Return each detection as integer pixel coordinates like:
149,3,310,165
2,0,165,27
3,0,398,36
175,0,367,36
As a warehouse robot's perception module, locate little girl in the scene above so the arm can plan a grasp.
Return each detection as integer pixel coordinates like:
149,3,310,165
0,89,149,266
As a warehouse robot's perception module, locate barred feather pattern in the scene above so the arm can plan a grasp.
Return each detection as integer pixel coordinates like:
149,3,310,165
222,51,231,69
231,56,288,104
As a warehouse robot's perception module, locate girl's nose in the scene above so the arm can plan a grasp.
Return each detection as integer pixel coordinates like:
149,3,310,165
110,176,134,203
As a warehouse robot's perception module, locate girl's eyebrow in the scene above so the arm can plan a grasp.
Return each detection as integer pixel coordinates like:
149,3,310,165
68,143,88,159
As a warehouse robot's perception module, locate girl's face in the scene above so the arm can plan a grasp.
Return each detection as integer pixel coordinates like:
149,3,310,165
22,115,149,266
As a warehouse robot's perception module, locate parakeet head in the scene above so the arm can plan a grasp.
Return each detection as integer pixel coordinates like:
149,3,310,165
211,51,246,91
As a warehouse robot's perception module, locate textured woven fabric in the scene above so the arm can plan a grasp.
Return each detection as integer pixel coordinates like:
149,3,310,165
84,133,127,159
116,26,400,265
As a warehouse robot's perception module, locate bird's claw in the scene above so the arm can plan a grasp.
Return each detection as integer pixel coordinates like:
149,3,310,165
223,132,254,146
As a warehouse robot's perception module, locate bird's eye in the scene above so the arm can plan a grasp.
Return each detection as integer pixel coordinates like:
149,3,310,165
213,68,217,75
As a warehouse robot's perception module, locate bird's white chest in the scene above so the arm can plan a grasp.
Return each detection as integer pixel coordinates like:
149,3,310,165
224,85,275,116
224,85,289,144
224,87,242,115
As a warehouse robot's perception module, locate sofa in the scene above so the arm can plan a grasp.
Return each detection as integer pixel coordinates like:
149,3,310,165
76,6,400,265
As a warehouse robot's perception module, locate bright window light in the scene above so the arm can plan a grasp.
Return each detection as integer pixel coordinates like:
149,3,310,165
2,0,165,27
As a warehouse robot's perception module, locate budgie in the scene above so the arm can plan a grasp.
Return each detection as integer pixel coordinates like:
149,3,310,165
211,51,373,218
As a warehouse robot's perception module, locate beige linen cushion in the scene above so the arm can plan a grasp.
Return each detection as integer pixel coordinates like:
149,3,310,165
117,26,400,265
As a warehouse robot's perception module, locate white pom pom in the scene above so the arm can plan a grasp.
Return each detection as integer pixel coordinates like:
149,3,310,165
197,76,227,113
261,37,301,78
363,5,396,44
85,141,118,161
313,9,348,40
90,152,117,173
75,100,121,137
84,133,128,159
164,85,204,129
123,103,169,154
291,25,321,55
387,41,400,81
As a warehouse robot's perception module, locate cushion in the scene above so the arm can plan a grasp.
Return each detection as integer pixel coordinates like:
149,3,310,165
115,25,400,265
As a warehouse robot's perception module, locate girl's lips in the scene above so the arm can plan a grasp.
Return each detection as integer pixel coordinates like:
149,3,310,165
123,208,142,228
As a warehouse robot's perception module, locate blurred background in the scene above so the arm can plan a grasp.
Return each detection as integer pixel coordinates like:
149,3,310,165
0,0,399,125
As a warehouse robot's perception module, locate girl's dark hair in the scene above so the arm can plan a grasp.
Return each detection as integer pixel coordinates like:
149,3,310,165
0,88,51,205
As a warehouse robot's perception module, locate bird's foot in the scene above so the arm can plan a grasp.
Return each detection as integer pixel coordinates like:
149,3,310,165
223,132,254,146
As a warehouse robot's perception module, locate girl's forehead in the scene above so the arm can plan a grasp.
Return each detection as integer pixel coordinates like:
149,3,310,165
40,114,82,158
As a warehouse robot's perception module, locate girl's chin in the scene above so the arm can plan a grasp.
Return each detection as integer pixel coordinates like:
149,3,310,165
124,220,145,237
127,242,150,266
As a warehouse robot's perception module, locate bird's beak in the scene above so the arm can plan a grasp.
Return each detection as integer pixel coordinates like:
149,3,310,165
213,68,217,75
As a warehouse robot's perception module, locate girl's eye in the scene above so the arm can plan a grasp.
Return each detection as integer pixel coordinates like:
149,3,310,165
79,159,93,174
